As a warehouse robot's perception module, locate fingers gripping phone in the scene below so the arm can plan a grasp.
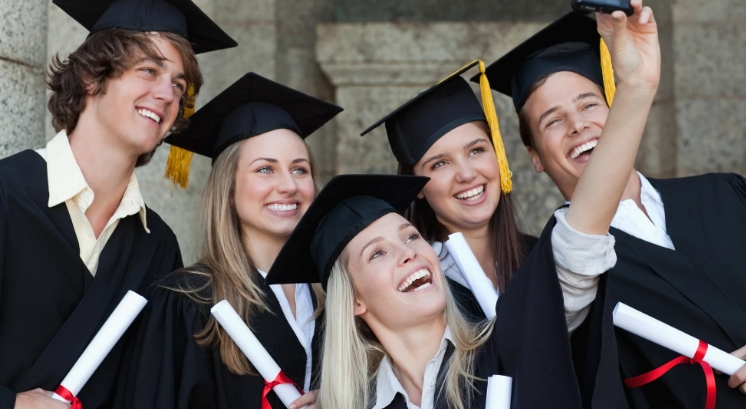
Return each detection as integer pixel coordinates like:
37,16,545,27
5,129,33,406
571,0,634,16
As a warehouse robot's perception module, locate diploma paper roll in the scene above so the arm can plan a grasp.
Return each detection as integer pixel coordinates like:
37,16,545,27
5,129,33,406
613,302,746,376
485,375,512,409
445,232,498,319
52,291,147,403
211,300,302,407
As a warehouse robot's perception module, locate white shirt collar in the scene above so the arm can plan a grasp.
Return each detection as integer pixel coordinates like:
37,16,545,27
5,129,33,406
373,327,453,409
39,131,149,232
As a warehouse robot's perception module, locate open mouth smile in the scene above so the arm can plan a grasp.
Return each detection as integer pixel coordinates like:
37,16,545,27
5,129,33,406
569,139,597,160
454,184,485,201
137,108,162,125
397,268,433,292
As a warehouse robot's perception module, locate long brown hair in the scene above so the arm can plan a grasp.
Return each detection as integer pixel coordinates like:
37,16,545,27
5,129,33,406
172,139,326,375
398,121,527,293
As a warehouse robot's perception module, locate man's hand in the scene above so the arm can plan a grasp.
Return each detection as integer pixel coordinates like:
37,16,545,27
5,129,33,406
289,390,318,409
14,389,70,409
727,345,746,395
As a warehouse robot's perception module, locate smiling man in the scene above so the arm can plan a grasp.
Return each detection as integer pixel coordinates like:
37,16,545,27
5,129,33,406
481,10,746,409
0,1,235,408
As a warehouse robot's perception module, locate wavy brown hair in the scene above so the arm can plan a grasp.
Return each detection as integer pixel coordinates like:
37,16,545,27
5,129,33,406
173,140,326,376
46,28,202,166
398,120,527,293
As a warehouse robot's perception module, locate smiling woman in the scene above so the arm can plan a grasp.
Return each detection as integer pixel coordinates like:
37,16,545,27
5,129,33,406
264,174,626,409
116,73,343,409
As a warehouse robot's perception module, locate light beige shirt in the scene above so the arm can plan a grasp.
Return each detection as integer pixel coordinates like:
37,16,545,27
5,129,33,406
35,131,149,276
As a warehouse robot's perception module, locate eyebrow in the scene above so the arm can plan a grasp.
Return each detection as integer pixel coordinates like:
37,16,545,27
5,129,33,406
360,237,384,258
399,222,412,231
464,137,488,150
248,157,310,165
536,92,603,127
420,152,446,169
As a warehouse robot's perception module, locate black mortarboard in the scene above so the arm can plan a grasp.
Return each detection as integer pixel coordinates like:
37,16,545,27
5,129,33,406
472,12,615,112
53,0,237,54
265,175,429,290
362,61,514,193
164,73,343,186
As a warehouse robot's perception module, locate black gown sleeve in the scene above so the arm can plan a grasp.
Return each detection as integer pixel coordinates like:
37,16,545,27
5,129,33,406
116,283,219,409
0,182,15,409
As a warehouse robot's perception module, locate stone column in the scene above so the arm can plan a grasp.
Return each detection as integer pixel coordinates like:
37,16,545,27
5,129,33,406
0,0,47,155
317,22,565,235
672,0,746,176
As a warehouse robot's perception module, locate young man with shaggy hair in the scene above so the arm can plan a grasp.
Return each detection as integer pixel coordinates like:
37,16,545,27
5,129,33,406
0,1,235,408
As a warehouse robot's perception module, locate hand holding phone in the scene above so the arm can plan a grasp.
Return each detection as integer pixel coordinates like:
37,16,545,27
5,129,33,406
572,0,634,16
596,0,660,90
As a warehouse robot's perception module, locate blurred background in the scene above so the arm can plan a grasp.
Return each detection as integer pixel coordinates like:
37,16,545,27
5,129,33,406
1,0,743,263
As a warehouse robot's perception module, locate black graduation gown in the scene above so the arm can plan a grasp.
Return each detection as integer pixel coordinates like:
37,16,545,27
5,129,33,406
604,173,746,408
0,151,183,409
444,234,539,322
383,217,627,409
116,270,323,409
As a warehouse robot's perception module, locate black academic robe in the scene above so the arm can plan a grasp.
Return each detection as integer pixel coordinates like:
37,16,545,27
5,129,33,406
0,150,183,409
444,234,539,322
384,217,627,409
604,173,746,408
116,269,323,409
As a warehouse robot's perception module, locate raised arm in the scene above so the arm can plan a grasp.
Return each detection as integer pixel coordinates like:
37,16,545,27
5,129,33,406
566,0,661,234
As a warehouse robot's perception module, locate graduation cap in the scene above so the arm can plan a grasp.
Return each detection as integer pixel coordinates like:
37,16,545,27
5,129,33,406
472,11,616,112
52,0,238,54
164,72,343,188
265,174,429,290
361,60,513,194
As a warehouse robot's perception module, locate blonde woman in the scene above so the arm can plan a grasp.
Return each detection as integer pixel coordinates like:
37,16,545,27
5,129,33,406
115,73,342,409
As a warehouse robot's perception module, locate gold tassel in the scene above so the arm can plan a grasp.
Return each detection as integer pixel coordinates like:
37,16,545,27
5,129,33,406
478,60,512,194
600,38,616,107
165,84,196,189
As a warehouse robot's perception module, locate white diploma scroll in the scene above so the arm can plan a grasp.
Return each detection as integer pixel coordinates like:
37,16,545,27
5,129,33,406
52,291,147,403
613,302,746,375
485,375,512,409
445,232,498,319
211,300,302,407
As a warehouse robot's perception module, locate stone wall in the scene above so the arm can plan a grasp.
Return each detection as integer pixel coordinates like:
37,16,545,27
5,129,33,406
0,0,47,157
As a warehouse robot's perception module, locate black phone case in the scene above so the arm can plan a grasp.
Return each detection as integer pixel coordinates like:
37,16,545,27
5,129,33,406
571,0,634,16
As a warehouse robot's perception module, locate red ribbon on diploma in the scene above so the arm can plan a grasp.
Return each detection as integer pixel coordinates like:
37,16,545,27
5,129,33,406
262,371,304,409
624,340,716,409
54,385,82,409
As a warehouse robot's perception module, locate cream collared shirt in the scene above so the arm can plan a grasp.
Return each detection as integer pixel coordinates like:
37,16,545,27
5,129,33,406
372,327,453,409
35,131,149,276
610,172,674,250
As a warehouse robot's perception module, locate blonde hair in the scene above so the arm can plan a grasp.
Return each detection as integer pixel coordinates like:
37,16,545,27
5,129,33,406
172,139,326,375
319,258,494,409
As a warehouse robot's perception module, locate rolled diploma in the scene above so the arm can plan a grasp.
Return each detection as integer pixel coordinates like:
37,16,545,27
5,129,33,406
211,300,302,407
485,375,512,409
613,302,745,375
52,291,147,402
445,232,497,319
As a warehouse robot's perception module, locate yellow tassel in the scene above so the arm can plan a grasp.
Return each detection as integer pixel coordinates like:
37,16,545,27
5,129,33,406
478,60,512,194
600,38,616,107
164,84,196,189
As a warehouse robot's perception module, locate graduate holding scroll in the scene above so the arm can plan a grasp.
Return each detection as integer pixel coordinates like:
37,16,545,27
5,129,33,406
480,1,746,407
0,1,236,408
115,73,342,409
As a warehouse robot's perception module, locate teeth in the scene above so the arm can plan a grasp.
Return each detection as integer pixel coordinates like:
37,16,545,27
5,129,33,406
137,109,161,124
570,140,598,159
455,185,484,200
397,268,431,292
266,203,298,212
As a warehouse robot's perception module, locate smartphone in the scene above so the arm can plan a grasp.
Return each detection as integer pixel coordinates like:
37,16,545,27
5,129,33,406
571,0,634,16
